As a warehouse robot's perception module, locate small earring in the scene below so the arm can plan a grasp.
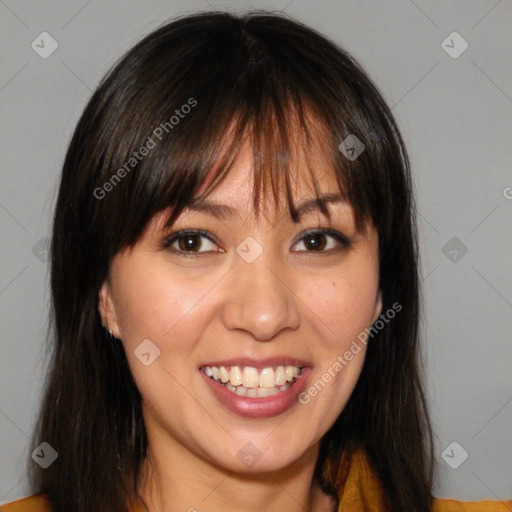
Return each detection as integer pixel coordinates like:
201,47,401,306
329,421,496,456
104,321,115,339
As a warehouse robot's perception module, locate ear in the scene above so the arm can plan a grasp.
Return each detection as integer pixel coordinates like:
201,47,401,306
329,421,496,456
372,289,383,324
98,279,122,339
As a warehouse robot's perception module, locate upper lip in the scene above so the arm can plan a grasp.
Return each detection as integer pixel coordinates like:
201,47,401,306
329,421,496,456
200,357,311,369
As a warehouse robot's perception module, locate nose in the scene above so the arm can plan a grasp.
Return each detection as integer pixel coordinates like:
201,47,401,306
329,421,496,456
220,253,301,341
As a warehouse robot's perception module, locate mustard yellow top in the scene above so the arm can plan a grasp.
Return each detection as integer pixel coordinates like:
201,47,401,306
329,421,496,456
2,450,510,511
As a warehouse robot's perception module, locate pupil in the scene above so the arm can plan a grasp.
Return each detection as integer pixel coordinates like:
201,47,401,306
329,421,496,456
180,235,199,251
305,234,325,251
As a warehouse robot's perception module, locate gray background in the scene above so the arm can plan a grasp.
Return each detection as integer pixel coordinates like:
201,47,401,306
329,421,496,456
1,0,511,505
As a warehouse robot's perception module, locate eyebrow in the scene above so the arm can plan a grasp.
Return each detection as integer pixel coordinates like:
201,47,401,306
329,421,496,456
186,193,344,221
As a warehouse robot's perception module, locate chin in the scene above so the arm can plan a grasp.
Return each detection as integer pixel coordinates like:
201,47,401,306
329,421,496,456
204,434,318,475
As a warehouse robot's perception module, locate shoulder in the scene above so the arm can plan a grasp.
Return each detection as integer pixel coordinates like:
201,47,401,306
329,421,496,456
432,497,512,511
332,448,511,512
0,495,52,512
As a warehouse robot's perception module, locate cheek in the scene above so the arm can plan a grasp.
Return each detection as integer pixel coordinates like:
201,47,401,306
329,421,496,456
110,260,201,411
302,264,379,351
110,259,182,345
110,256,221,367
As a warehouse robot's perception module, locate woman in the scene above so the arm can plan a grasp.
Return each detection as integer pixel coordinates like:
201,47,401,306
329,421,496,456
2,11,510,512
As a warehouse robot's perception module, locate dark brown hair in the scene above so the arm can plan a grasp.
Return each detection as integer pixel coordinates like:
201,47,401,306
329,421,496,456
29,10,434,512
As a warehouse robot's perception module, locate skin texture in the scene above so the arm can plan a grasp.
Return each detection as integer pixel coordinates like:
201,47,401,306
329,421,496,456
98,141,382,512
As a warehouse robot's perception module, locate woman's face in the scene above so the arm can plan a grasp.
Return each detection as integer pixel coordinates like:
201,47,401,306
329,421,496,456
99,141,381,474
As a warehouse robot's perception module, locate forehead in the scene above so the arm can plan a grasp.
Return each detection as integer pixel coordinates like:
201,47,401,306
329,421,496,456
188,153,351,239
197,110,346,212
148,108,360,235
148,140,348,236
205,141,338,198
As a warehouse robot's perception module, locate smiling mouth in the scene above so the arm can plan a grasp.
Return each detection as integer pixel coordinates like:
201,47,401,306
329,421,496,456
201,364,303,398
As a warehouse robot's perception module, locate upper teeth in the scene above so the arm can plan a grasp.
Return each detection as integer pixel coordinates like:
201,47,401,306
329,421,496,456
203,365,302,388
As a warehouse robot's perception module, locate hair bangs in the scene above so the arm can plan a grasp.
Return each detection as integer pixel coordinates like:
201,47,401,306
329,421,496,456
120,87,375,251
98,15,381,252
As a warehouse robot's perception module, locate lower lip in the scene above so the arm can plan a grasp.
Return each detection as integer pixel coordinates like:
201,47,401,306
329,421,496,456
200,368,312,419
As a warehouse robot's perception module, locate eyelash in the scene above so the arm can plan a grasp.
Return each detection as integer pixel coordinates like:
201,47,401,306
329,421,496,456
161,228,352,256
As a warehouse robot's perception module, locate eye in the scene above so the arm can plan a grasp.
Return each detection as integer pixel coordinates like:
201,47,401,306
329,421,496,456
291,228,351,253
162,228,351,256
162,229,222,254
